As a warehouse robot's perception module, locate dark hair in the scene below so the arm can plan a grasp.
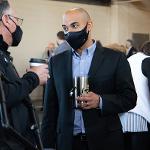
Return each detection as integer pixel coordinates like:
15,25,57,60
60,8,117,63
0,0,9,19
140,41,150,56
57,31,65,40
127,39,133,45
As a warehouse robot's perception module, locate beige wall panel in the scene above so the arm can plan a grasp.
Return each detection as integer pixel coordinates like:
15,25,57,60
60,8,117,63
8,0,150,100
10,0,110,100
117,3,150,44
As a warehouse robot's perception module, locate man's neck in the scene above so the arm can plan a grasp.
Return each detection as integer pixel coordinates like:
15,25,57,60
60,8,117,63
76,39,93,55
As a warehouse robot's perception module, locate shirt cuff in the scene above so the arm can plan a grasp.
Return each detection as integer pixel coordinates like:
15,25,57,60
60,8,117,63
43,148,55,150
99,96,103,109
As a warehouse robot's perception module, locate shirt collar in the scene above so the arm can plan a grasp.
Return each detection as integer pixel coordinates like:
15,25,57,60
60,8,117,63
72,41,96,57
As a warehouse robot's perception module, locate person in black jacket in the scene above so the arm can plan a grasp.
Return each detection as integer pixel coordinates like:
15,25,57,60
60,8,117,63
0,0,49,149
41,7,137,150
142,58,150,90
142,41,150,91
120,41,150,150
126,39,137,58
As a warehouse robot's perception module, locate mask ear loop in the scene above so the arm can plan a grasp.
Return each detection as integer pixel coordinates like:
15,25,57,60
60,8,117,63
8,16,17,26
86,23,90,35
83,23,90,39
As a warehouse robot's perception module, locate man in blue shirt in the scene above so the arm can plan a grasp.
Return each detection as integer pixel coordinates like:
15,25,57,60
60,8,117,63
41,8,137,150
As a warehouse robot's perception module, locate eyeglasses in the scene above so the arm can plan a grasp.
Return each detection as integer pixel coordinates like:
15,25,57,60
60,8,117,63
8,15,23,26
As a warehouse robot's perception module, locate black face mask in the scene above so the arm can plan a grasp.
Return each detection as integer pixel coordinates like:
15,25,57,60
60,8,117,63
65,25,89,50
0,34,9,51
11,25,23,46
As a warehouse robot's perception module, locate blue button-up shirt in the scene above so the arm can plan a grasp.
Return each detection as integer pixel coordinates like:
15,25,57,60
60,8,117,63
72,42,96,135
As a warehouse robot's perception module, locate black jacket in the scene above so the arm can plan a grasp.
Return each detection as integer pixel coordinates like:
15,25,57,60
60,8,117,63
0,44,39,149
142,57,150,90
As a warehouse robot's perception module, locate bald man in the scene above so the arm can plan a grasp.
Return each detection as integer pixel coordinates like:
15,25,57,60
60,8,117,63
41,8,137,150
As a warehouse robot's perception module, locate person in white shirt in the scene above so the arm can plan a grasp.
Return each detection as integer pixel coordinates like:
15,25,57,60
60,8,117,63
120,41,150,150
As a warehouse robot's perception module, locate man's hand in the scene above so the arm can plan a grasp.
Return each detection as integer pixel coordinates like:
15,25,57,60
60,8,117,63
77,92,100,109
27,64,49,85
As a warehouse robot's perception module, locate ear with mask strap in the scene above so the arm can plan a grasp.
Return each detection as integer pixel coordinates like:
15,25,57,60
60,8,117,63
2,16,23,47
8,17,23,46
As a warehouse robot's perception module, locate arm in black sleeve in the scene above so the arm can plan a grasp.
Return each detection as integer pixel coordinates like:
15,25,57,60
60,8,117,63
142,57,150,90
41,57,58,149
1,71,39,108
101,53,137,115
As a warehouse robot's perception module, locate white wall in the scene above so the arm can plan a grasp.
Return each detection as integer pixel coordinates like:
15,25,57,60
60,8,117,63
9,0,150,100
117,3,150,44
10,0,111,100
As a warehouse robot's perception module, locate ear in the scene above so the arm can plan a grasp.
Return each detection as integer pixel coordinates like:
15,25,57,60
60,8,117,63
1,15,10,26
87,21,93,32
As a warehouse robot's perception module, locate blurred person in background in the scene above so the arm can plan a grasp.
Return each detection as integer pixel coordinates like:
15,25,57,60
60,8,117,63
120,41,150,150
43,42,55,61
105,43,126,54
126,39,137,58
54,30,71,55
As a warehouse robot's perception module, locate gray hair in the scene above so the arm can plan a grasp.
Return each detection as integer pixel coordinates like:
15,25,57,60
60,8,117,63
0,0,10,19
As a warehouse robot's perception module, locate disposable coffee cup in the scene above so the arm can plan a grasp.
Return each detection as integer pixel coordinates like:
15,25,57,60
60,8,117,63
29,58,47,67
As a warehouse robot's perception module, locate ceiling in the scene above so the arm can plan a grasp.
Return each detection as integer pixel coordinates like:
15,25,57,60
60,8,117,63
51,0,112,6
113,0,142,4
50,0,144,5
50,0,150,11
113,0,150,11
